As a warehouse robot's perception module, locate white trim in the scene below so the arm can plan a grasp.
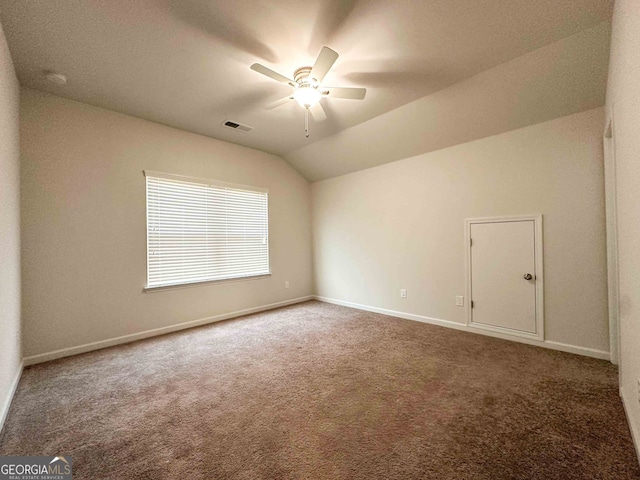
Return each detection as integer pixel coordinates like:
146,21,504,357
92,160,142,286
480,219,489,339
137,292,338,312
0,361,24,434
603,107,620,366
143,170,269,193
542,341,610,360
315,295,468,331
620,387,640,465
464,214,544,342
314,296,609,360
23,296,313,366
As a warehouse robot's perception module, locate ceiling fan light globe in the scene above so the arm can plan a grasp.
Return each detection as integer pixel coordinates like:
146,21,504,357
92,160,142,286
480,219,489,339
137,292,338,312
293,86,321,108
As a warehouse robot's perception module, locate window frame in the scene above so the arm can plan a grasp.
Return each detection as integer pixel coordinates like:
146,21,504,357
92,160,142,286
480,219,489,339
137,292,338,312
143,170,271,292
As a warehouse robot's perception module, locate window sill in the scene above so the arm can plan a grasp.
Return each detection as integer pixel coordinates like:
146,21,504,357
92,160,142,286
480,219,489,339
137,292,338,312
143,273,272,293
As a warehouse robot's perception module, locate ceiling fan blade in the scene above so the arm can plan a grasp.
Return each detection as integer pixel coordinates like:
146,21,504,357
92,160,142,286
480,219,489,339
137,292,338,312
309,103,327,122
322,86,367,100
265,95,293,110
250,63,295,86
310,47,339,83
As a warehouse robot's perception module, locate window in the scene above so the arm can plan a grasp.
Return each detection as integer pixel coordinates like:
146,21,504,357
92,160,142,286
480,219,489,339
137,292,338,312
145,171,269,289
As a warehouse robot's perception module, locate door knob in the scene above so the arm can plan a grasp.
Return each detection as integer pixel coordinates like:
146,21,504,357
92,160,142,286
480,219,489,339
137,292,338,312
523,273,533,280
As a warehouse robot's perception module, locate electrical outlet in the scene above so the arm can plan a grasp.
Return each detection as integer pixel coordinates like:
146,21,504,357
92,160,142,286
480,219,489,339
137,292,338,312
400,289,407,298
285,281,290,289
456,296,464,307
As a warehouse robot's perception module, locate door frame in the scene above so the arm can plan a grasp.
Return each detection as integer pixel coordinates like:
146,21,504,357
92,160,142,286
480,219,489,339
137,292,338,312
603,108,620,366
465,214,544,341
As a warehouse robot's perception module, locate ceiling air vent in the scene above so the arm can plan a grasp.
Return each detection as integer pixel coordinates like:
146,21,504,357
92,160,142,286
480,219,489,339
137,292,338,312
222,120,253,133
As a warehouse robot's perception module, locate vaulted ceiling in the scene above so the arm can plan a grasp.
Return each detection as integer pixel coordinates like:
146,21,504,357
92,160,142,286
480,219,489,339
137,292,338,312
0,0,613,180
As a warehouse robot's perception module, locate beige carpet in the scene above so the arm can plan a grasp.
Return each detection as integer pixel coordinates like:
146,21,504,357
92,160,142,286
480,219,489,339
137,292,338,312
1,301,638,479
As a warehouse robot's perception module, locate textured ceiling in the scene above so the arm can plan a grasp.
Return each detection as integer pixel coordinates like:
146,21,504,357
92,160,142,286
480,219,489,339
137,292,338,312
287,22,612,181
0,0,613,177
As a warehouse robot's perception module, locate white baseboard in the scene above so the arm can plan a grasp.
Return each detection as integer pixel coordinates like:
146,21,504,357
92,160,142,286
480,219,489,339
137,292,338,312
314,296,610,361
0,361,24,434
542,340,610,360
23,296,314,366
621,387,640,465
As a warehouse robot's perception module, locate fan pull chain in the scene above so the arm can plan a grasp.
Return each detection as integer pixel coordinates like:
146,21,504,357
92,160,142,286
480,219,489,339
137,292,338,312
304,107,310,138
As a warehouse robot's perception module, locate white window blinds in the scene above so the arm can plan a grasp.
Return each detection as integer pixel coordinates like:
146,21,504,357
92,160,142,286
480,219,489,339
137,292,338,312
145,171,269,289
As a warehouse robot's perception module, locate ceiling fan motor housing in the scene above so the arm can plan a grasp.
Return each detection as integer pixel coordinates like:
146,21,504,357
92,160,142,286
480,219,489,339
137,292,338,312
249,46,366,135
294,66,316,86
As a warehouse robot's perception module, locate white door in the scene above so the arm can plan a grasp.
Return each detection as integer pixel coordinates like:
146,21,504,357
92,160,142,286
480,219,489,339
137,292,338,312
467,217,542,339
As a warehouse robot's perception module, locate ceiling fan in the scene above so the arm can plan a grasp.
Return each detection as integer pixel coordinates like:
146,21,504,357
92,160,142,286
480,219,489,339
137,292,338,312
250,46,367,138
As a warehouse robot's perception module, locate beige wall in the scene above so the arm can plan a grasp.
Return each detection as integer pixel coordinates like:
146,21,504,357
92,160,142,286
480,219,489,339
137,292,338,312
606,0,640,453
20,89,312,358
312,107,608,354
0,21,21,426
